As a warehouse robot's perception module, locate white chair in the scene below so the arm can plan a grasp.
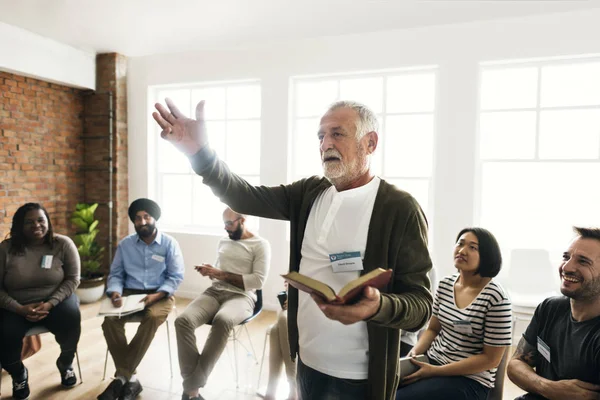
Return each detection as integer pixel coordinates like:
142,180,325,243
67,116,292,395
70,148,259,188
507,249,559,336
26,326,83,384
0,325,83,393
213,289,263,389
102,311,174,380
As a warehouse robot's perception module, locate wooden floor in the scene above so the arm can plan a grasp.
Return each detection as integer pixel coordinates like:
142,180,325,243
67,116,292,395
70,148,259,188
0,298,526,399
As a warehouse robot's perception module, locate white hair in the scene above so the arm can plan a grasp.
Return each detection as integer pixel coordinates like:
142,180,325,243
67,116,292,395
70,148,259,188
327,100,379,139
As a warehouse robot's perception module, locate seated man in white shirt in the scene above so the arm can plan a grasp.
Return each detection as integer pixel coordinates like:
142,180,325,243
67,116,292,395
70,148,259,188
175,207,271,400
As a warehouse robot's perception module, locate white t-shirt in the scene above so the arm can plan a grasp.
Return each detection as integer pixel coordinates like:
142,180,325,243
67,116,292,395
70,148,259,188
212,236,271,302
298,176,381,379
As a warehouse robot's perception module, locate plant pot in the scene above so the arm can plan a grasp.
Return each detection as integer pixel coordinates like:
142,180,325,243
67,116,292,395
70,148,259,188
76,276,106,304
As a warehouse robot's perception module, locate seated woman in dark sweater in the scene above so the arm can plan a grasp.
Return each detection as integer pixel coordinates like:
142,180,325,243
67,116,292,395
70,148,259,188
0,203,81,400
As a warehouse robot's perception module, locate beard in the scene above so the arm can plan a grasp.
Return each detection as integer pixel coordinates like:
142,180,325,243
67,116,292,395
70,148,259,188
136,223,156,238
561,273,600,301
322,144,368,189
227,224,243,241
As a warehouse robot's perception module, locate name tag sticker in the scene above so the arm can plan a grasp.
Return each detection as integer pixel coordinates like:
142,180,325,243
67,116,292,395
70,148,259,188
152,254,165,262
537,336,551,363
41,255,53,269
452,320,473,334
329,251,363,273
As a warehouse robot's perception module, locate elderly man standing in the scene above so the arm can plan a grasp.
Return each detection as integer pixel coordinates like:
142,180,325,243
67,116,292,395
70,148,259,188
98,198,185,400
153,99,432,400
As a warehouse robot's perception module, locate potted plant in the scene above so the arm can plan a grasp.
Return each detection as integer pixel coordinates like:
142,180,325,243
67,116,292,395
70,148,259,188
71,203,106,303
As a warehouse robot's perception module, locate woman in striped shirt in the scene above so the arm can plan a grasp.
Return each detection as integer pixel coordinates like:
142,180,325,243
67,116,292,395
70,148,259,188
396,227,512,400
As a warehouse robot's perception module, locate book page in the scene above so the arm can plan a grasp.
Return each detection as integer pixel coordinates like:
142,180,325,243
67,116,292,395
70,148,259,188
98,294,146,316
338,268,391,299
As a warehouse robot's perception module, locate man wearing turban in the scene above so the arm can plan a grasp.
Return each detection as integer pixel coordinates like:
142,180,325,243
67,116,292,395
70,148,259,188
98,198,185,400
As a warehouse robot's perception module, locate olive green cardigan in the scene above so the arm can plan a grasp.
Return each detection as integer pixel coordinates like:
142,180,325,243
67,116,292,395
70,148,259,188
190,147,433,400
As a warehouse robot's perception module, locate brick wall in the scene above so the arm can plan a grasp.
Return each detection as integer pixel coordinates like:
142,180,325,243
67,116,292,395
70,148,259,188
0,71,85,239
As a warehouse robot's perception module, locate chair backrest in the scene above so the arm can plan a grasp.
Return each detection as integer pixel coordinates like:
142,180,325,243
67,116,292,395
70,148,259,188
486,347,510,400
508,249,557,296
241,289,263,325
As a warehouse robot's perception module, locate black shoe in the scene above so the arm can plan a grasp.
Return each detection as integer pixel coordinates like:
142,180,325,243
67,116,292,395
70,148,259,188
12,366,30,400
97,379,124,400
120,380,143,400
56,359,77,387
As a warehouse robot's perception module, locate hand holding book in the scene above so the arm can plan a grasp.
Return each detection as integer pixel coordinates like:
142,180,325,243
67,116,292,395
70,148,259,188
282,268,392,325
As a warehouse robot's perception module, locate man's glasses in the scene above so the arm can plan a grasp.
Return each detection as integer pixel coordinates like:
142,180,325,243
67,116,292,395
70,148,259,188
224,217,242,228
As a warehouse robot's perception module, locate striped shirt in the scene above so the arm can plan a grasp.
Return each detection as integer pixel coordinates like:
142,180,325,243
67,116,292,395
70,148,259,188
427,274,512,388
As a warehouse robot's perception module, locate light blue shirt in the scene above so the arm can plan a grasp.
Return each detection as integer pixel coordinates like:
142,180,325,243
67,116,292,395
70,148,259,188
106,231,184,297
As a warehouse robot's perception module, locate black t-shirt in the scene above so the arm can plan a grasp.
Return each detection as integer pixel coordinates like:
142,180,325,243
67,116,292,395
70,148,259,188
523,296,600,386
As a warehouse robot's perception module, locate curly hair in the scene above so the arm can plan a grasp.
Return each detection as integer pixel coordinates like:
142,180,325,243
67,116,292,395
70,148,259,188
6,203,55,254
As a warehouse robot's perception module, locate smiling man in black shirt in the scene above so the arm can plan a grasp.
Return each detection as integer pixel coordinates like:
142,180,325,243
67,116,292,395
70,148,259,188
507,227,600,400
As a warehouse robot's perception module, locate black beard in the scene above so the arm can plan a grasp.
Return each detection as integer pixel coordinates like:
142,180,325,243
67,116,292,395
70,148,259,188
227,224,243,241
136,223,156,238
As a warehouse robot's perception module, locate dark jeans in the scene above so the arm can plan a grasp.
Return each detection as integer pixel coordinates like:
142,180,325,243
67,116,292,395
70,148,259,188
396,375,490,400
0,294,81,376
297,356,368,400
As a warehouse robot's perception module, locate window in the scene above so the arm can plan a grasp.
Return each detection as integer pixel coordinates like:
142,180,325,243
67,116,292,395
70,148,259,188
289,69,437,215
151,81,261,233
478,58,600,253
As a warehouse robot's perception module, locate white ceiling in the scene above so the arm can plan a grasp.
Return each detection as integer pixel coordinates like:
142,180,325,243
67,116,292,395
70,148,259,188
1,0,599,57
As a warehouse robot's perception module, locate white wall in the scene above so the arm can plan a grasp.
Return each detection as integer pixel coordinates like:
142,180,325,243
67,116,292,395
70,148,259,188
0,22,95,89
128,8,600,310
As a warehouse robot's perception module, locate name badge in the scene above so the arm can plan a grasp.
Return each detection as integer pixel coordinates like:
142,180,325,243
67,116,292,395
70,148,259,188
537,336,551,363
41,255,53,269
453,320,473,335
152,254,165,262
329,251,363,273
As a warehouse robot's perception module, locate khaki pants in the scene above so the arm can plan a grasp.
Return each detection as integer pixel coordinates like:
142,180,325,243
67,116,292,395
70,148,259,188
175,286,254,391
102,289,174,379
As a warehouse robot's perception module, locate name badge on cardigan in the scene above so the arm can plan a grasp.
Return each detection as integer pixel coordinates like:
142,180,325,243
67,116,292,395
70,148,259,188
329,251,363,273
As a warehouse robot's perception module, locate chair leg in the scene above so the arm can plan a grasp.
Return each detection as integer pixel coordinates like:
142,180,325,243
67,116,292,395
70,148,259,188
257,329,270,391
103,347,109,380
243,325,259,364
166,320,173,379
76,351,84,384
233,327,239,389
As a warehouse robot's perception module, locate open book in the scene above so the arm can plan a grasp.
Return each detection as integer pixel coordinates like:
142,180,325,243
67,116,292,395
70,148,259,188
282,268,392,304
399,354,429,381
97,294,146,317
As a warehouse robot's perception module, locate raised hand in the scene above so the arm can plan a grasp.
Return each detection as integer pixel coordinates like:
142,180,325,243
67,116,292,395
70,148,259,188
152,99,209,156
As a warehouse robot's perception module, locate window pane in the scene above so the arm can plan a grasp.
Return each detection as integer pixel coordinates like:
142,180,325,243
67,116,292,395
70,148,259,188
161,175,192,225
339,77,383,113
192,177,226,227
480,68,538,110
539,109,600,159
387,179,430,213
226,120,261,174
206,121,226,159
295,80,338,117
192,86,226,120
156,89,191,118
479,111,536,160
192,175,261,229
384,115,434,177
386,73,436,113
293,118,322,179
227,84,261,119
541,62,600,107
158,139,190,173
481,162,600,250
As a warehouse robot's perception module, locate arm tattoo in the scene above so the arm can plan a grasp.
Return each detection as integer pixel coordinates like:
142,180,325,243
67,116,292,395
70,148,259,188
512,337,539,367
